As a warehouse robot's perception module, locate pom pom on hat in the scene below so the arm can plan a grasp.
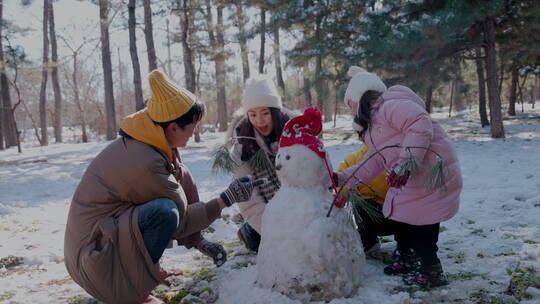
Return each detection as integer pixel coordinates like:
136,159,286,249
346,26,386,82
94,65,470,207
347,66,367,77
343,66,387,108
242,75,282,112
147,70,196,122
279,107,326,160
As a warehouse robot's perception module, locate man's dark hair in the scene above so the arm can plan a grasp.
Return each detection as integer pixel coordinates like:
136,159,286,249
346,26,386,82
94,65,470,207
156,102,206,129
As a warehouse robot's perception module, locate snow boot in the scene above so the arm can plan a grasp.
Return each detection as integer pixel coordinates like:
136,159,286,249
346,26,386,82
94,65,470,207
383,248,420,276
403,262,449,288
237,222,261,252
196,238,227,267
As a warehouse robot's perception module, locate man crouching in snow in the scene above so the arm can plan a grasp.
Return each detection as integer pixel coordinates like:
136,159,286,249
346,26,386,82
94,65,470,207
64,70,262,304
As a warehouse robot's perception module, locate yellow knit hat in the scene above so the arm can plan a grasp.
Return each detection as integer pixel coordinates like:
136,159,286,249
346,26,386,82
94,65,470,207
147,70,196,122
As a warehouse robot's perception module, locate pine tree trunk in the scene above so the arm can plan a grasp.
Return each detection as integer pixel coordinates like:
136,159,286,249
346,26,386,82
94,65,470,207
143,0,157,71
425,84,433,113
483,17,505,138
179,0,200,142
534,74,540,108
128,0,145,111
166,19,172,77
216,4,227,132
71,53,88,143
99,0,117,140
303,62,312,107
39,0,50,146
258,7,266,74
475,48,489,127
49,1,62,143
273,28,285,94
508,67,518,116
448,80,454,117
0,0,16,148
498,59,505,101
235,1,249,83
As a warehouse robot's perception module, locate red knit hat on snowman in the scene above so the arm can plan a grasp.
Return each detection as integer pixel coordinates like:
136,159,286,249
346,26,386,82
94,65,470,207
279,107,346,208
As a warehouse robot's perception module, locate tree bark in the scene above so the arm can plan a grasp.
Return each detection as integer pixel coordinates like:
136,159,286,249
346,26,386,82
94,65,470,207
475,48,489,127
273,28,285,94
215,4,227,131
425,84,433,113
143,0,157,71
258,7,266,74
235,1,249,83
128,0,145,111
0,0,17,148
303,62,312,107
179,0,199,142
71,52,88,143
508,67,518,116
99,0,117,140
49,0,62,143
39,0,50,146
483,17,505,138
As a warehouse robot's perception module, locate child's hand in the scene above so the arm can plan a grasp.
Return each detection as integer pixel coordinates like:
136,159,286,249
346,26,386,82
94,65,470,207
386,164,410,188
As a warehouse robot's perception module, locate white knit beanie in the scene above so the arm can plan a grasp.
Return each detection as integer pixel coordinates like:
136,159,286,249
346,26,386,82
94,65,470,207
343,66,387,108
241,75,282,112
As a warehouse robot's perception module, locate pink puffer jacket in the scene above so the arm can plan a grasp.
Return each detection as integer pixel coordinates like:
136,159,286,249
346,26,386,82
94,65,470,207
340,85,462,225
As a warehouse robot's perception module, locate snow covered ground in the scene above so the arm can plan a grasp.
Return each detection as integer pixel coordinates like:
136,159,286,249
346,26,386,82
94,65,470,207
1,106,539,304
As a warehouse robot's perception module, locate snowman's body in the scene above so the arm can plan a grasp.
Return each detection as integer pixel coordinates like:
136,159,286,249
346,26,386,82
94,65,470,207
255,144,365,302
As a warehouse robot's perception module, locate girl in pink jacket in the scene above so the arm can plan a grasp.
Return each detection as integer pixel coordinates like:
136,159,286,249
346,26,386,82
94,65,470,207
336,66,463,288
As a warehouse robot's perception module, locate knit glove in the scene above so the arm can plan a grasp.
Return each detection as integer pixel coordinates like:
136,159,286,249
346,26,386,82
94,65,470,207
220,176,266,206
196,238,227,267
386,163,411,188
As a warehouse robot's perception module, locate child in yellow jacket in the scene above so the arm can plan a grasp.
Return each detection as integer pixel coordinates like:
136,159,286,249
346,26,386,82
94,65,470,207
337,145,392,254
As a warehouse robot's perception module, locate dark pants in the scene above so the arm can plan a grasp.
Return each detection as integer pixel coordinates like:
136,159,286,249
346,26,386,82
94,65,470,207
238,222,261,252
354,199,441,267
138,198,180,263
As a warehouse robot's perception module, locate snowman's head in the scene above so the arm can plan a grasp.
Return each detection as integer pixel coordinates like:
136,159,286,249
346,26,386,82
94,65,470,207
275,144,332,192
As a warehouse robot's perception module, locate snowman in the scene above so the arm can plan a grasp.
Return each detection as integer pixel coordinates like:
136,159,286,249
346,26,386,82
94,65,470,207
255,107,365,302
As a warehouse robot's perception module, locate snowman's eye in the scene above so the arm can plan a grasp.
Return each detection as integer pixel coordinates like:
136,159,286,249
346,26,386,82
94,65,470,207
285,155,290,160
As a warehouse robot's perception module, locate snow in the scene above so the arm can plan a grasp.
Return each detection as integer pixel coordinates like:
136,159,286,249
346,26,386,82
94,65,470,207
1,105,540,303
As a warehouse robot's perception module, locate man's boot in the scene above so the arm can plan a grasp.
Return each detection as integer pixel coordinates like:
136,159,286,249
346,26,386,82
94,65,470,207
403,262,449,288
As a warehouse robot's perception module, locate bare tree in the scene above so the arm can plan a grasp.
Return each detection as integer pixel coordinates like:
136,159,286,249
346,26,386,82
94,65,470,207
0,0,17,149
49,0,63,142
258,6,266,74
38,0,51,146
508,66,518,116
273,28,285,94
203,0,228,131
99,0,117,140
128,0,144,111
143,0,157,71
234,0,249,83
475,48,489,127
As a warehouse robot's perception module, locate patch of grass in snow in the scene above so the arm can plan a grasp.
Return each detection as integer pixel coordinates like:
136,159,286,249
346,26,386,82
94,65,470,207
0,225,10,231
467,220,476,224
506,263,540,301
0,291,15,301
471,228,487,237
439,226,447,232
0,255,24,269
66,295,97,304
447,252,465,264
231,261,254,270
524,239,539,244
469,289,519,304
494,251,517,257
502,233,519,240
447,271,482,280
203,226,215,234
44,277,72,286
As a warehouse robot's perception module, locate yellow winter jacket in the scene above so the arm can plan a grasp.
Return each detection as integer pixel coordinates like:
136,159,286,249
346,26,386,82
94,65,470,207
336,145,389,205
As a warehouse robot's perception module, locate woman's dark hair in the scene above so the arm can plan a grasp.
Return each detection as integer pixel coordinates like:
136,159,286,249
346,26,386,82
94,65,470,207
156,102,206,130
355,90,382,139
238,107,290,161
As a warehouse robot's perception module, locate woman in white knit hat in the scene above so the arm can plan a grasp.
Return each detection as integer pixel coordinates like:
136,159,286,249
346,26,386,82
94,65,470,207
222,75,296,252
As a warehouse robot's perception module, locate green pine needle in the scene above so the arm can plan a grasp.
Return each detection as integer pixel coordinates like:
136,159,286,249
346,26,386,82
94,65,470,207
348,190,385,230
425,157,447,191
247,149,274,172
211,144,238,174
399,154,424,177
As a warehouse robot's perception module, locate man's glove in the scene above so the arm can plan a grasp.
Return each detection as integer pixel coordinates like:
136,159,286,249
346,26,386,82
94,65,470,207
196,238,227,267
220,176,266,206
386,163,410,188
